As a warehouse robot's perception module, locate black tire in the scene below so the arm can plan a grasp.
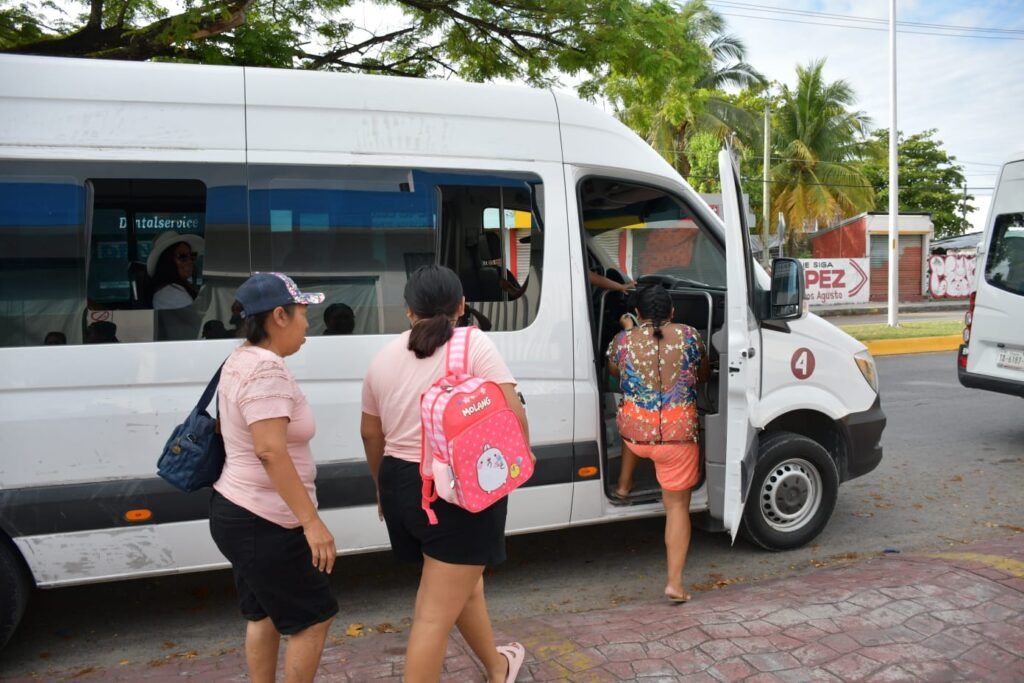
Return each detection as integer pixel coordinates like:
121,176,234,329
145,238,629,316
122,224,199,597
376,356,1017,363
741,431,840,551
0,537,31,650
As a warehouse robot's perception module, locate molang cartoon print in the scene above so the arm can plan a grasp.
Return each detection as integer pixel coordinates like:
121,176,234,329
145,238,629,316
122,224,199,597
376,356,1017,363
476,444,509,493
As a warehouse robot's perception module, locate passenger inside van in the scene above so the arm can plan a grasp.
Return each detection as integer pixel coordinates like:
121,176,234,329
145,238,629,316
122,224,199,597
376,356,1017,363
84,321,119,344
323,303,355,335
43,331,66,345
149,230,204,310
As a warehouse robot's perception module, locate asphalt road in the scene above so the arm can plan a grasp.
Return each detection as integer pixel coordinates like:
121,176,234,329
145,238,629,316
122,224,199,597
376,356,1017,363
2,351,1022,677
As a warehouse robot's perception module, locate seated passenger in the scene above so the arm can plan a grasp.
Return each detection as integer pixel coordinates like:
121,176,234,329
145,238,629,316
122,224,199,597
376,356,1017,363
606,284,707,603
202,320,232,339
44,331,66,345
148,231,205,310
85,320,119,344
323,303,355,335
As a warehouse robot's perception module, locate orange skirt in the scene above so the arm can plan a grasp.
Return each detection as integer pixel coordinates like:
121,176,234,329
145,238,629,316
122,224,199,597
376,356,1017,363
626,441,700,491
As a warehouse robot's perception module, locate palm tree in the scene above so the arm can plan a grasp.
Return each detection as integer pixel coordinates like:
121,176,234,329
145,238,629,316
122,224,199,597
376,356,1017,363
608,0,765,176
770,59,874,240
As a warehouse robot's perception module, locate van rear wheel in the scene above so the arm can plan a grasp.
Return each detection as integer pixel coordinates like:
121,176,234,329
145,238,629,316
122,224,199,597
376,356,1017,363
0,538,30,649
741,432,839,551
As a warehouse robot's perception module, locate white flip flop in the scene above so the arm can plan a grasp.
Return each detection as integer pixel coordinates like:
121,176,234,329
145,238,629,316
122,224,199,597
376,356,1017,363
496,641,525,682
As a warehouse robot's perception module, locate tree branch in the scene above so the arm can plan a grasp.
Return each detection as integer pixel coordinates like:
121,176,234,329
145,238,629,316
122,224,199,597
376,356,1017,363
87,0,104,30
2,0,254,59
303,27,416,70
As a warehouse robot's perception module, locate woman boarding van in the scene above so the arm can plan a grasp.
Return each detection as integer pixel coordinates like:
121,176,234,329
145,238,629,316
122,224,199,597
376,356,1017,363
959,152,1024,397
0,55,886,646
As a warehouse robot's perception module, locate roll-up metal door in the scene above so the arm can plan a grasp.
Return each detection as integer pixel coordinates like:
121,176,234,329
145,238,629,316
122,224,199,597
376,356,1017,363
869,234,924,302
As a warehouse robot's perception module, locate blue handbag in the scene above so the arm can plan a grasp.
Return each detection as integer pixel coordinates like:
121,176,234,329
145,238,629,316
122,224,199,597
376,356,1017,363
157,363,226,492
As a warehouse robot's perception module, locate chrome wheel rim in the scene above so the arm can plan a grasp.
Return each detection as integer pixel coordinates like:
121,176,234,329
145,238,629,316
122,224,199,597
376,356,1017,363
758,458,822,532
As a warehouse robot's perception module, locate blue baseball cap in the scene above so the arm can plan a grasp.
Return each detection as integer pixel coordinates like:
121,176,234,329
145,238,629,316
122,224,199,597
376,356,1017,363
235,273,325,319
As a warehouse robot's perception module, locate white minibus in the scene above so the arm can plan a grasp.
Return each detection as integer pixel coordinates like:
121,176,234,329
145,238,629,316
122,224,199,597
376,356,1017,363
959,151,1024,397
0,55,886,647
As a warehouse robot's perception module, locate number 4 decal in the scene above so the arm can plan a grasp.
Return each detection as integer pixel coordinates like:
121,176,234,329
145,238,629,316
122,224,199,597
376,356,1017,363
791,348,815,380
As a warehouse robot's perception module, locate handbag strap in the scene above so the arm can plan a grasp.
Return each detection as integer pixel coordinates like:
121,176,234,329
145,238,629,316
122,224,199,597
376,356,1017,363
197,361,226,414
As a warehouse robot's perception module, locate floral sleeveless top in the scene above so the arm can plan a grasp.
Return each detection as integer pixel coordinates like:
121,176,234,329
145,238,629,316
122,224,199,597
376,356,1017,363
606,323,706,445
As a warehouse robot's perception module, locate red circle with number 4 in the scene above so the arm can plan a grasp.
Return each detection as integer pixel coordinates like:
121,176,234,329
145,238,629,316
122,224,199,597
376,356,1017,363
791,348,815,380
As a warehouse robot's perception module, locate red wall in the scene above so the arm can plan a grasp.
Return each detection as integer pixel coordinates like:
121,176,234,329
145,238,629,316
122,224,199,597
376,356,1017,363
811,217,867,258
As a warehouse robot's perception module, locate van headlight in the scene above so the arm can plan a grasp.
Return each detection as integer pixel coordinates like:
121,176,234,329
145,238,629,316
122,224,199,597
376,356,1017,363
854,351,879,393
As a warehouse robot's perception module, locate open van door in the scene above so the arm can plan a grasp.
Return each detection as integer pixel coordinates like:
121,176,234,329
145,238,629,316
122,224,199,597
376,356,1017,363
717,148,761,540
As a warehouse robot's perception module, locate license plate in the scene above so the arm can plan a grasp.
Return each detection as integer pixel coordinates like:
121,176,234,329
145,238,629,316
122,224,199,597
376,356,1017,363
997,349,1024,371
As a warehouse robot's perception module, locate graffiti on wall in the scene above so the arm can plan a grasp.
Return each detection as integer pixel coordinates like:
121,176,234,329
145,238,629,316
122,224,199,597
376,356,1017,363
929,254,976,298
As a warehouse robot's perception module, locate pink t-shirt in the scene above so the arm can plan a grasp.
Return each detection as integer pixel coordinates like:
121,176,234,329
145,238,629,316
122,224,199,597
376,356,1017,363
214,345,318,528
362,329,516,462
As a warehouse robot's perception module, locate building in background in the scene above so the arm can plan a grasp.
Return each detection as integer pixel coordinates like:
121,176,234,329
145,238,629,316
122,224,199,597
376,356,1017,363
809,212,934,303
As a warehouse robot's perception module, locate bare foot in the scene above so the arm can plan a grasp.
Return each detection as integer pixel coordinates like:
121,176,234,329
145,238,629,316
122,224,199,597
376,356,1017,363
665,586,691,603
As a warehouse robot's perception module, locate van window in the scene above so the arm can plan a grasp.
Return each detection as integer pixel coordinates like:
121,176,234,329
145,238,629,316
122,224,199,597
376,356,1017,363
0,161,247,346
0,167,87,347
579,178,726,288
985,214,1024,296
249,167,543,334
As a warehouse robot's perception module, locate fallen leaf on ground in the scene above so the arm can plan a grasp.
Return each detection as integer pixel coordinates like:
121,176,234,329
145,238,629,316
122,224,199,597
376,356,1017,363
950,475,963,482
119,660,130,666
345,623,365,638
71,667,96,678
376,623,396,633
162,641,176,650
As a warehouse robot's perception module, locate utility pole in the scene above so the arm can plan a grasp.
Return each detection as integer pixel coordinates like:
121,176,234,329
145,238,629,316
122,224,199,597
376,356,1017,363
762,103,771,268
887,0,900,328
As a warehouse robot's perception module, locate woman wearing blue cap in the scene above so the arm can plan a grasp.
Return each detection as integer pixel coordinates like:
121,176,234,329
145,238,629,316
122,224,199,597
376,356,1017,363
208,272,337,683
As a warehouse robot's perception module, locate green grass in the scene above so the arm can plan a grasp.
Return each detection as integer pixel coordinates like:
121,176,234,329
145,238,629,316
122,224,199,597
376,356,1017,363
839,320,964,341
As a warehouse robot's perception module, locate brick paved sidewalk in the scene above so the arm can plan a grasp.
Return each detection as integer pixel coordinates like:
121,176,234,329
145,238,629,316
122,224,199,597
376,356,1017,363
31,537,1024,681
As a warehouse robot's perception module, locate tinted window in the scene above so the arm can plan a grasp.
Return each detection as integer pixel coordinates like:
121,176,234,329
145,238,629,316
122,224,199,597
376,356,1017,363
0,161,247,347
0,169,87,347
985,214,1024,296
250,167,543,334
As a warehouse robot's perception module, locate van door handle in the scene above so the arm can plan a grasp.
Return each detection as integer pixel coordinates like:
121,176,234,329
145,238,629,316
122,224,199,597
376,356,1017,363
740,347,756,359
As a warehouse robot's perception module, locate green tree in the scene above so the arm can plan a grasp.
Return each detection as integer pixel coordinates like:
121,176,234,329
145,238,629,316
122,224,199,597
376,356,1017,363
606,0,764,177
862,128,973,239
770,59,874,243
0,0,707,96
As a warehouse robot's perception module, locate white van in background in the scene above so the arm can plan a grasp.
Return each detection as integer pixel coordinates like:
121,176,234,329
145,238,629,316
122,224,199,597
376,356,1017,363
959,152,1024,397
0,55,886,647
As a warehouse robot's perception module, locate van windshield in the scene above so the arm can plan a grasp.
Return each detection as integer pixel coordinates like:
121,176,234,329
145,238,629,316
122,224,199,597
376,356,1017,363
985,161,1024,297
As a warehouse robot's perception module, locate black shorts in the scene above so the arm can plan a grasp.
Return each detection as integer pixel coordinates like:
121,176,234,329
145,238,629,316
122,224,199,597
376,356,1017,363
379,456,508,566
208,491,339,635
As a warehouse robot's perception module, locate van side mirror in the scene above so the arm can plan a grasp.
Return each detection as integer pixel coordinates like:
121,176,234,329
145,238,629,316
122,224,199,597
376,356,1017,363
769,258,804,320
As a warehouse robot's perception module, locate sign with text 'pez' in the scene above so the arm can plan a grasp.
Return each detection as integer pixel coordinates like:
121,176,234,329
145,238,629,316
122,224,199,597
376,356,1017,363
799,258,870,305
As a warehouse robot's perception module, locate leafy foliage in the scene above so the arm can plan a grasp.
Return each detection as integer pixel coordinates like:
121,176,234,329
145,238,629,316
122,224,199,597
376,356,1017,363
769,59,874,241
0,0,712,97
606,0,763,177
862,128,973,239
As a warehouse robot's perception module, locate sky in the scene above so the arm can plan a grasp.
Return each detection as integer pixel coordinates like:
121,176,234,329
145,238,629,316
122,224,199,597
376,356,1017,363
697,0,1024,232
63,0,1023,232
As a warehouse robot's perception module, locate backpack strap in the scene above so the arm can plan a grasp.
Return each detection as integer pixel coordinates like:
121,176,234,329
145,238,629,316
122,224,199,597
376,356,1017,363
420,410,439,526
444,326,474,376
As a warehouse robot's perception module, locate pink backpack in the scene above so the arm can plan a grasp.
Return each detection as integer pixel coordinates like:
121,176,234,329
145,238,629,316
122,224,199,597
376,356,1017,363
419,327,534,525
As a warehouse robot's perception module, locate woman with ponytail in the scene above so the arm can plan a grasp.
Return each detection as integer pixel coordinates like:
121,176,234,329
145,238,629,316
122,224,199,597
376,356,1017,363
607,284,708,603
360,265,530,682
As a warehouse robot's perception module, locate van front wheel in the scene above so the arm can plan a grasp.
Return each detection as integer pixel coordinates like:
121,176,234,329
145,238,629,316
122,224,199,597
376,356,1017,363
0,538,30,649
741,432,839,551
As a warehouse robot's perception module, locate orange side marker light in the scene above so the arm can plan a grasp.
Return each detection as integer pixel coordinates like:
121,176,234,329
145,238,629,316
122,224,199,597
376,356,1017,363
577,466,598,478
124,509,153,522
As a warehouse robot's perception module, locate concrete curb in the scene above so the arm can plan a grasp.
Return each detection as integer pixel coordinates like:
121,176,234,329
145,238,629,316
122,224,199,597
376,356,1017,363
863,334,963,357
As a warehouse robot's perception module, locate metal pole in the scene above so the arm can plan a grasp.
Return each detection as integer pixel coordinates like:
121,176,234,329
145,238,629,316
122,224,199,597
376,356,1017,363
887,0,899,327
762,103,771,268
